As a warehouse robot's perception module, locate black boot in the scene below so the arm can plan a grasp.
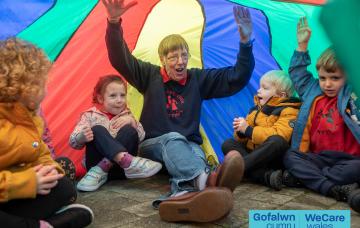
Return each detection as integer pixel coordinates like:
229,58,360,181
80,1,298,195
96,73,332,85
328,183,359,202
264,170,283,191
46,204,94,228
348,188,360,213
282,170,303,187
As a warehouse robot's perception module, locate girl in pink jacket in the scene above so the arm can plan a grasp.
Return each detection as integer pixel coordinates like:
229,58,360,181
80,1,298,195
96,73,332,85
70,75,162,192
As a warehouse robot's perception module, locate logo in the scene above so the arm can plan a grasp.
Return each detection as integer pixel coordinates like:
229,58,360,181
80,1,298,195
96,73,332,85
165,90,184,118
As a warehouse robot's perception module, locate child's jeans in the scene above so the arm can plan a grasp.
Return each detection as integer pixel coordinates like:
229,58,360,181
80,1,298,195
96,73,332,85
138,132,207,195
284,149,360,195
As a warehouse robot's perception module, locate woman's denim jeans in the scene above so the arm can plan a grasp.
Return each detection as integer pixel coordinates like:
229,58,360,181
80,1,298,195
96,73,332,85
139,132,207,194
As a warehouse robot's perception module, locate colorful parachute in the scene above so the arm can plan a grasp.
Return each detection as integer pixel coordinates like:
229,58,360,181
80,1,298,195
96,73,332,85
2,0,329,176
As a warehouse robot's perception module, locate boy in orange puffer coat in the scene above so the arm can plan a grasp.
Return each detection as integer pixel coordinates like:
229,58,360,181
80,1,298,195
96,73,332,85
222,70,301,190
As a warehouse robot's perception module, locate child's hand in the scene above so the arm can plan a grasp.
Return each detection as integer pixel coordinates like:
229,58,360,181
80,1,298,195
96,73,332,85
233,6,252,44
112,116,136,129
233,117,248,133
297,17,311,52
34,165,63,195
101,0,137,23
76,126,94,144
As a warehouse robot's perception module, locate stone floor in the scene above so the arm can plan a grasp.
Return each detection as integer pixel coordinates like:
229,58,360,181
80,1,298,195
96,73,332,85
78,174,360,228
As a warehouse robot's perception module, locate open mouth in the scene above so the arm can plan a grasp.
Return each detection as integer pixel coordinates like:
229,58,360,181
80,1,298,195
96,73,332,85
175,68,184,73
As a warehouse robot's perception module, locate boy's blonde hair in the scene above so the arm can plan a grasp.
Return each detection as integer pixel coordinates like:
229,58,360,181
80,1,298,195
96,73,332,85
316,46,343,73
261,70,295,97
0,38,51,103
158,34,189,58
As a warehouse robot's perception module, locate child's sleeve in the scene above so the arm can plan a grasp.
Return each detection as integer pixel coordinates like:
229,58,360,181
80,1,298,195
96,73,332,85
250,107,299,145
127,112,145,142
106,20,155,93
32,142,64,174
0,169,37,202
135,121,145,142
69,112,92,149
233,131,248,144
289,51,317,98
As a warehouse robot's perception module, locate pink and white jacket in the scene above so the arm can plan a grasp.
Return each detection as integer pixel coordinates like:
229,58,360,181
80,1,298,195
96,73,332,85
69,106,145,149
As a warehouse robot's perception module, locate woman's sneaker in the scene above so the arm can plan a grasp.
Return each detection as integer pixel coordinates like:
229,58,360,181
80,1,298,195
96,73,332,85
46,204,94,228
77,166,108,192
124,157,162,179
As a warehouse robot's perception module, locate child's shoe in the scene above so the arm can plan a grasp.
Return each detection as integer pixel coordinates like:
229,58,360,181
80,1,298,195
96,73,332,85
328,183,359,202
46,204,94,228
55,157,76,182
282,170,303,187
124,157,162,179
264,169,283,191
206,150,245,192
77,166,108,192
348,189,360,213
159,187,233,222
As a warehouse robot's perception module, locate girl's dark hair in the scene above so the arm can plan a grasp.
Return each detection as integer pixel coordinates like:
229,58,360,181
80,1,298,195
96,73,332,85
92,75,126,104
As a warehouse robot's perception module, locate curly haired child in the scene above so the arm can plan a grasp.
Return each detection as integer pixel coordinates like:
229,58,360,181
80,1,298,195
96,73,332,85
0,38,93,227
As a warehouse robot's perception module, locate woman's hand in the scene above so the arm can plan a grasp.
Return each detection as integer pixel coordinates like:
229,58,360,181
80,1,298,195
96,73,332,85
102,0,138,23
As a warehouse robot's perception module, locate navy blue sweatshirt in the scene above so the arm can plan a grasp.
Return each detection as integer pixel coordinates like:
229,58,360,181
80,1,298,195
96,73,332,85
106,21,255,144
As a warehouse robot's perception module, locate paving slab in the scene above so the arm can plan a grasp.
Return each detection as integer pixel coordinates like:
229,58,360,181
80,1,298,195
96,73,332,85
78,175,360,227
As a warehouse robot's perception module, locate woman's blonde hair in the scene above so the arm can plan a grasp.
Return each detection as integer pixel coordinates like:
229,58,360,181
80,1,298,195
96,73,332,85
0,38,51,103
261,70,295,97
158,34,189,58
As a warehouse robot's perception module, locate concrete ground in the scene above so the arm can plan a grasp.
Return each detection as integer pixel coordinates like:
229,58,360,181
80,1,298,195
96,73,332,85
78,173,360,228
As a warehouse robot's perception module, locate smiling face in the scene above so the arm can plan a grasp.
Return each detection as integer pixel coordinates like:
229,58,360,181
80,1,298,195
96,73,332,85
318,67,345,97
257,78,279,106
97,81,126,115
161,48,189,82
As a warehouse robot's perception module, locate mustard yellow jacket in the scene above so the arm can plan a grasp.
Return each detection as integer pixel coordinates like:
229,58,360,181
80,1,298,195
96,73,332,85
234,96,301,150
0,103,63,202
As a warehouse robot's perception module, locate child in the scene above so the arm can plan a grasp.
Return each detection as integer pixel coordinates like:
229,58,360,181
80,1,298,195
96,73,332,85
69,75,162,192
0,38,93,227
284,17,360,213
222,70,301,190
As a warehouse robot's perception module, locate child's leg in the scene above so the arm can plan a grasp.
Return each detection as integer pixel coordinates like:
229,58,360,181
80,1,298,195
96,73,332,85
284,149,339,195
83,125,161,181
78,138,112,191
0,210,39,227
243,135,289,172
320,155,360,185
0,177,76,220
114,124,139,156
221,138,249,157
285,150,360,196
85,140,106,170
105,124,139,180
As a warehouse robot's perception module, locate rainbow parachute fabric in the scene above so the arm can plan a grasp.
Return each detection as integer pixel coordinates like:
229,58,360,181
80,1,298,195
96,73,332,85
2,0,328,176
